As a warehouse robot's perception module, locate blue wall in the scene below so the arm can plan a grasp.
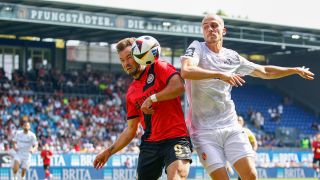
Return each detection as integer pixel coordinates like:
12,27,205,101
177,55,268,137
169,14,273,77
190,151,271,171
0,150,316,179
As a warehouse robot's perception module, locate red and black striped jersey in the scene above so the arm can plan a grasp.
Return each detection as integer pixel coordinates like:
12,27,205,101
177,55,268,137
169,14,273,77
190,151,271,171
313,141,320,159
126,60,189,142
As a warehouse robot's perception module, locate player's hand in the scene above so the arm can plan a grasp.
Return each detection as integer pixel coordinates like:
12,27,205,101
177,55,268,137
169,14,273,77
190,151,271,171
219,73,245,87
141,97,154,114
296,66,314,80
93,149,111,169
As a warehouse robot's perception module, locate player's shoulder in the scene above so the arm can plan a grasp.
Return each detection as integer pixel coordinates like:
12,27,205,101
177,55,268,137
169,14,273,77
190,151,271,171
28,131,37,138
126,79,141,100
222,47,239,56
243,127,254,136
189,40,205,49
15,130,23,135
155,59,176,70
126,84,136,97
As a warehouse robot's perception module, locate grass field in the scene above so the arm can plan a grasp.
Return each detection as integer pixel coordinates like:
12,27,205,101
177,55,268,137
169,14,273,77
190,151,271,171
232,179,315,180
186,177,318,180
188,176,318,179
256,179,315,180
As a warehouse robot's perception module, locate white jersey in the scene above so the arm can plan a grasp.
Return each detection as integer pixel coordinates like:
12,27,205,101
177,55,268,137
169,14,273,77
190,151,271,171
13,130,37,154
181,40,258,135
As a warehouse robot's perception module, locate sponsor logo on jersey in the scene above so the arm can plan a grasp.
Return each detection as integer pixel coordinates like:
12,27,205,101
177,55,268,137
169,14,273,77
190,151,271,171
184,47,195,57
147,74,154,84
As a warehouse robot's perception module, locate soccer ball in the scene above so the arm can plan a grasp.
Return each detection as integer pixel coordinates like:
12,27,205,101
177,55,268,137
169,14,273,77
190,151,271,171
131,35,161,65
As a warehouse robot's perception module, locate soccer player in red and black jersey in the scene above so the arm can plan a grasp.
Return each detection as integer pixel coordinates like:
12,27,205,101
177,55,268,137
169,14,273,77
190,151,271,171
93,37,192,180
313,133,320,178
41,143,53,180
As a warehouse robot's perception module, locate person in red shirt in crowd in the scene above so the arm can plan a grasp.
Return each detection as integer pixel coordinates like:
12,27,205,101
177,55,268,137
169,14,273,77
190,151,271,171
41,143,53,180
93,37,192,180
313,133,320,179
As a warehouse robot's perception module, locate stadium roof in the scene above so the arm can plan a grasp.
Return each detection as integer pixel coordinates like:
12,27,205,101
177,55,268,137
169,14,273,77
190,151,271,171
1,0,320,55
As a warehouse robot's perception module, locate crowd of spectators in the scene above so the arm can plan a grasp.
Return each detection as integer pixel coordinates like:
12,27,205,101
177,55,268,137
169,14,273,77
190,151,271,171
0,67,141,153
0,66,316,153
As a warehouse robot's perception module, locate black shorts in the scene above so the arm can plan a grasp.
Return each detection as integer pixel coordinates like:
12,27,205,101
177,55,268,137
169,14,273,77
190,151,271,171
313,158,320,166
43,165,50,170
137,137,193,180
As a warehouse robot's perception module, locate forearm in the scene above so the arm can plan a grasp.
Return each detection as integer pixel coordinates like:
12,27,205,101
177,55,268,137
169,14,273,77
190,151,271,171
252,142,258,151
13,143,17,151
155,76,184,102
181,65,222,80
107,128,136,155
263,66,298,79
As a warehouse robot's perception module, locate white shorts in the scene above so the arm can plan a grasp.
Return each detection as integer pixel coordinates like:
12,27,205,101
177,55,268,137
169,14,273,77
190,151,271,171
192,125,255,174
13,153,31,169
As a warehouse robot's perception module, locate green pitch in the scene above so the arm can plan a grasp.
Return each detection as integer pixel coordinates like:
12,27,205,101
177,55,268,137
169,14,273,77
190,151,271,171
260,179,314,180
260,179,315,180
235,179,314,180
189,177,317,180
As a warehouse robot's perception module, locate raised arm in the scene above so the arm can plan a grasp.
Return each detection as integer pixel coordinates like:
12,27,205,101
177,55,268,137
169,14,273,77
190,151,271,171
93,117,140,169
250,65,314,80
181,57,245,86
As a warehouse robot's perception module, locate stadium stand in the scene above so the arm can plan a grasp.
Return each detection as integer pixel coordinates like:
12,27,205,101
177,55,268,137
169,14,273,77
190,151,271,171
1,66,318,151
233,85,318,135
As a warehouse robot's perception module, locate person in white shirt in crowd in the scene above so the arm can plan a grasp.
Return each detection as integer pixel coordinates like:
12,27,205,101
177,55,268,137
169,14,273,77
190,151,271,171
12,122,38,180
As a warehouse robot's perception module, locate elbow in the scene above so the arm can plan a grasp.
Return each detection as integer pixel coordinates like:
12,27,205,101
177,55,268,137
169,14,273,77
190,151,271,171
180,70,187,79
264,73,274,79
180,69,190,79
259,72,272,79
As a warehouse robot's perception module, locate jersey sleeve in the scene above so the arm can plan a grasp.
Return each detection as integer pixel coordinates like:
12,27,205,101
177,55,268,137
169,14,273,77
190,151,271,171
41,151,45,158
180,40,202,66
126,92,139,120
156,61,180,85
12,131,18,142
235,55,259,76
32,133,37,146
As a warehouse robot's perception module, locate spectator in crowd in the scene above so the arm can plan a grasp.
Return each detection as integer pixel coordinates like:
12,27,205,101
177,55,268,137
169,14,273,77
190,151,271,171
41,143,53,180
301,136,311,149
312,133,320,178
253,112,264,130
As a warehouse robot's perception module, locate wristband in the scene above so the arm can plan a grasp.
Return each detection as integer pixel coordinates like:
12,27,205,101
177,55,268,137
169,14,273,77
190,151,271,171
150,94,158,102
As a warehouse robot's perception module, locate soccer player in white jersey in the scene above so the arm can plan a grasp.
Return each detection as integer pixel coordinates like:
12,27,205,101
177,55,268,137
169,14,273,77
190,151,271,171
180,14,314,180
12,122,38,180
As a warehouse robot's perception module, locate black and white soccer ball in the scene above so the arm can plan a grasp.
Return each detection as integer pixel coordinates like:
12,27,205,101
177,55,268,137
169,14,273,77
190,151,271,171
131,35,161,65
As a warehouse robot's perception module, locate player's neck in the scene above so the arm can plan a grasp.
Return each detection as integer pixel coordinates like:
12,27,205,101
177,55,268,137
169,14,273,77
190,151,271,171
206,41,223,53
23,130,28,134
133,65,146,79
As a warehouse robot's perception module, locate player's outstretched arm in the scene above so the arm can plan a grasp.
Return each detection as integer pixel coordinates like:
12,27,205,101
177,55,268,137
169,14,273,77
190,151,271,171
250,65,314,80
93,118,140,169
181,57,223,80
180,57,245,86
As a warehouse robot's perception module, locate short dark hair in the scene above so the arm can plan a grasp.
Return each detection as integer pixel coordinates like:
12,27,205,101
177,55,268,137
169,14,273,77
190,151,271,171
116,37,136,53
